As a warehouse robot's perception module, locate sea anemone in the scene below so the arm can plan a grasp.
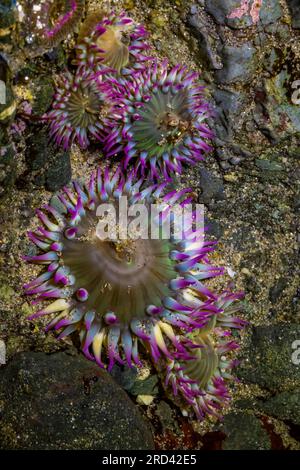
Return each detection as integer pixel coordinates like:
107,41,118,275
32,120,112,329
159,292,245,420
105,60,213,179
23,168,245,420
44,69,120,149
17,0,85,48
74,10,150,75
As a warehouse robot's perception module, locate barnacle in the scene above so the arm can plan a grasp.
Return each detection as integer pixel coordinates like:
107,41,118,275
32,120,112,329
23,168,245,420
105,61,213,179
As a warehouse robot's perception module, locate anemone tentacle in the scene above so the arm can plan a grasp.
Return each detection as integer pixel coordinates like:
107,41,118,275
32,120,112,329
104,60,213,179
74,10,151,75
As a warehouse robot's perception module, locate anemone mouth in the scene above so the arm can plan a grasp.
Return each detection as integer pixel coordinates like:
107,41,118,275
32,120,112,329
131,89,193,159
62,205,176,321
66,82,102,128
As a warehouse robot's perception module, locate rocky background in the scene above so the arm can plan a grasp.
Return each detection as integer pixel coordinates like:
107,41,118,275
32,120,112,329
0,0,299,450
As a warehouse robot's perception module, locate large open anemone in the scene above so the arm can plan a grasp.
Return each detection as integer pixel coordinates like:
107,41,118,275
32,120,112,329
105,61,213,179
74,10,151,75
44,69,120,149
17,0,85,48
23,168,245,420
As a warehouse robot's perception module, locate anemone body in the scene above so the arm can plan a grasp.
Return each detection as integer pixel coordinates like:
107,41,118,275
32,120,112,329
45,69,120,149
104,61,213,179
24,168,245,420
74,10,150,75
17,0,85,48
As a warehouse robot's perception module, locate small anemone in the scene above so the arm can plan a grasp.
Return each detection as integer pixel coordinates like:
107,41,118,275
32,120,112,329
17,0,85,48
74,10,151,75
159,292,246,420
105,60,213,179
44,69,121,149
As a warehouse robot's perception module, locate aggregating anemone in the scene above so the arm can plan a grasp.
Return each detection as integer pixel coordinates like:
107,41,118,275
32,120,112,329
74,10,150,75
44,69,120,149
23,168,245,420
105,61,213,179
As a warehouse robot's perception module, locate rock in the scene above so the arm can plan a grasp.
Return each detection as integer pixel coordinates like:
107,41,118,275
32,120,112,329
269,277,288,303
0,352,154,450
238,324,300,392
287,0,300,29
205,0,281,28
187,11,222,69
0,55,16,124
110,364,138,392
24,127,71,191
0,138,17,198
221,412,271,450
213,88,245,141
199,167,225,206
259,389,300,426
0,0,16,39
254,70,300,142
215,43,257,84
130,374,159,396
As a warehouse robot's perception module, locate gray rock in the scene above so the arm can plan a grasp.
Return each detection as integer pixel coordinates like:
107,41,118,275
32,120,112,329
259,0,282,25
215,43,257,84
130,374,159,396
199,167,225,206
287,0,300,28
221,412,271,450
25,127,71,191
238,324,300,392
187,12,222,69
259,389,300,426
269,277,288,303
213,88,245,140
0,351,154,450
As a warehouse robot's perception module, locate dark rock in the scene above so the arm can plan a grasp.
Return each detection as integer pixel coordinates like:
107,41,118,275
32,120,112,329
215,43,257,84
221,412,271,450
259,389,300,426
287,0,300,29
130,374,159,396
110,364,138,392
0,351,154,450
269,277,288,303
0,0,16,30
0,54,16,124
0,129,17,198
238,324,300,392
187,12,222,69
213,88,245,141
24,127,71,191
199,167,225,206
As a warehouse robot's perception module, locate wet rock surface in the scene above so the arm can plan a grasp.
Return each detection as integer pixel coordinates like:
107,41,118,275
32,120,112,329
0,352,154,450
